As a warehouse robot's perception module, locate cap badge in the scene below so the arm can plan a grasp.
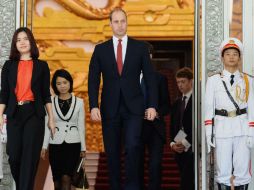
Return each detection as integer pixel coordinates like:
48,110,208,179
228,40,235,44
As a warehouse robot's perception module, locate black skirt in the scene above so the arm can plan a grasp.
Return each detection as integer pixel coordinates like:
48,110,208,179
49,142,81,181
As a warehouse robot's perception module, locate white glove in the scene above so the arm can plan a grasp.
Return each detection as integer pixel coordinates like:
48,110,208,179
246,136,254,148
206,135,215,153
0,134,7,143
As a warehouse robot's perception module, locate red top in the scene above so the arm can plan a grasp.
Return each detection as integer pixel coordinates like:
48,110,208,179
15,60,34,101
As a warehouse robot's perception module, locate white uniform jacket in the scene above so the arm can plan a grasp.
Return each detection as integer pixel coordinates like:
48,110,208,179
42,95,86,151
205,70,254,138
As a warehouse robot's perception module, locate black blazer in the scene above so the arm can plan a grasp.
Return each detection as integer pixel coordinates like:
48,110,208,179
170,95,192,144
88,37,157,119
0,59,51,117
144,72,170,142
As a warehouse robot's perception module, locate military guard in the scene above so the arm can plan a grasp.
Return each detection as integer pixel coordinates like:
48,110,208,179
205,37,254,190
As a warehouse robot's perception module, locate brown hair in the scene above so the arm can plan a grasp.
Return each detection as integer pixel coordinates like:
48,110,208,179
109,7,127,22
176,67,193,80
9,27,39,60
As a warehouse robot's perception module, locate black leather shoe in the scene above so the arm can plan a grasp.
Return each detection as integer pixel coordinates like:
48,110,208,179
217,183,231,190
235,184,249,190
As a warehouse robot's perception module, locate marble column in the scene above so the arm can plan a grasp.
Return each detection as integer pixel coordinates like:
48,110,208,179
204,0,224,190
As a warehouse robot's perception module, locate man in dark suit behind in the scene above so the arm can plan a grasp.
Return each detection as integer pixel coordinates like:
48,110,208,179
88,7,158,190
170,67,194,190
140,43,170,190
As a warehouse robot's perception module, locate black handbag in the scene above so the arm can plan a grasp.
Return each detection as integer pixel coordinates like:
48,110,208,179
71,158,89,189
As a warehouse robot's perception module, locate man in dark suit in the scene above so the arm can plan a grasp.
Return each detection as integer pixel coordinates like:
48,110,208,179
140,43,170,190
88,7,157,190
170,67,194,190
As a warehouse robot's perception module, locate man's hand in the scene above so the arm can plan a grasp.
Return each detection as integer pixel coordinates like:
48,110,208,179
91,108,101,121
41,148,47,160
48,118,56,139
172,142,185,153
145,108,157,121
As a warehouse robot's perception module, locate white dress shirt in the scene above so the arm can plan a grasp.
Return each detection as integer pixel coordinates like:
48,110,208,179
112,35,128,64
183,90,192,108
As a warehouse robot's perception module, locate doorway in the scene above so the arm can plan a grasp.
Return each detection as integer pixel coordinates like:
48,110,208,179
143,40,193,190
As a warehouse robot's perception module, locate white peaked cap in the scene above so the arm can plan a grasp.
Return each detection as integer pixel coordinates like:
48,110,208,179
219,37,243,57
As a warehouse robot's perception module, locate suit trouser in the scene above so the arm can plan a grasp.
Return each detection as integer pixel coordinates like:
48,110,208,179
102,98,143,190
175,150,194,190
215,137,251,186
140,121,164,190
6,103,44,190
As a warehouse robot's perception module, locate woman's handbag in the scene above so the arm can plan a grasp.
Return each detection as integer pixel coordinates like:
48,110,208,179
72,157,89,189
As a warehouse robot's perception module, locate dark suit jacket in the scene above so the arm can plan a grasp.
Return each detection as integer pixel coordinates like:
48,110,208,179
0,59,51,117
144,72,170,142
170,95,192,145
88,37,157,119
170,95,194,190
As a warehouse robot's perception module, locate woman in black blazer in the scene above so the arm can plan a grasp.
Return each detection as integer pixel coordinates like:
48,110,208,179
0,27,55,190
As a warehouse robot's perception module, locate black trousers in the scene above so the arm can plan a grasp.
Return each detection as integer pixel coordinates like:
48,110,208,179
175,150,194,190
102,97,143,190
140,121,164,190
6,103,44,190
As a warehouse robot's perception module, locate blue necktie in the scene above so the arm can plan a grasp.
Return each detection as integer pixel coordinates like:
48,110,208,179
230,75,234,86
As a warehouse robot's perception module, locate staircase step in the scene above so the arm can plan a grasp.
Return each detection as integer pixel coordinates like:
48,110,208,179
84,159,99,166
86,152,100,159
85,167,99,173
84,152,99,190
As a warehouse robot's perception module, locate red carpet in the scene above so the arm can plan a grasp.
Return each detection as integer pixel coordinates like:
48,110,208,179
94,147,180,190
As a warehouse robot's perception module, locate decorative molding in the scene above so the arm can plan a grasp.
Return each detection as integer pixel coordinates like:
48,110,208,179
53,0,125,19
177,0,194,9
0,0,15,189
33,0,194,42
205,0,224,74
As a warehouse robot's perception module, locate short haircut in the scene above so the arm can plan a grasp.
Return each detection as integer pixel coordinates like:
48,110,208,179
9,27,39,60
176,67,193,80
51,69,73,95
109,7,127,21
221,47,241,57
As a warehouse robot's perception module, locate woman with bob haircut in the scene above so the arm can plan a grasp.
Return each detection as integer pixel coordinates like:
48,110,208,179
41,69,86,190
0,27,55,190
